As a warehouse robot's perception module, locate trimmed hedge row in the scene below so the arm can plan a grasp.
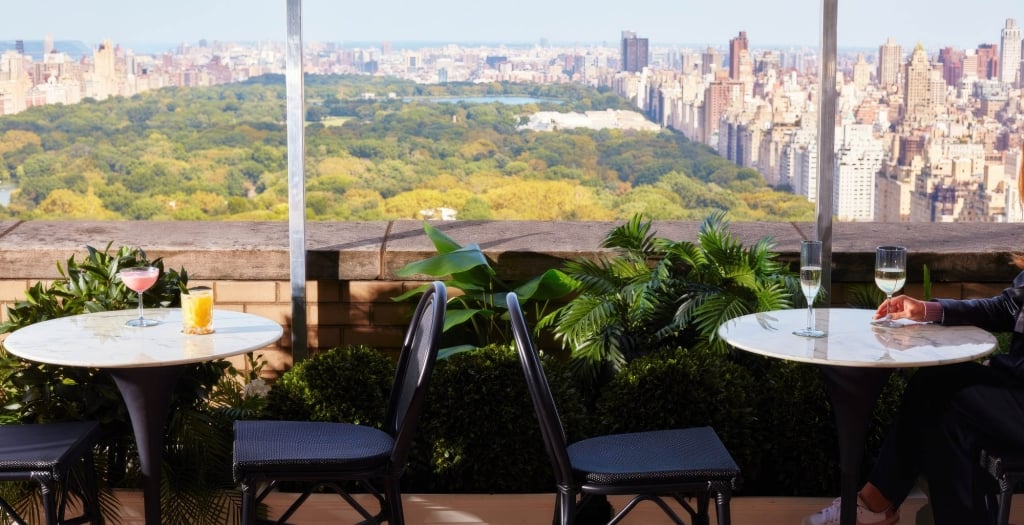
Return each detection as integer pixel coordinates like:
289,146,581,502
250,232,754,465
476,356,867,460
262,344,908,496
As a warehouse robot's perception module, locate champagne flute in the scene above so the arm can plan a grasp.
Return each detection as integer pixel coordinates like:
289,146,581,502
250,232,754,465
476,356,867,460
793,240,826,338
872,245,908,328
118,266,161,327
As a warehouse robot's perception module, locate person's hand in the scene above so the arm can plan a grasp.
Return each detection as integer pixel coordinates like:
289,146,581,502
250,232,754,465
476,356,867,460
874,295,928,322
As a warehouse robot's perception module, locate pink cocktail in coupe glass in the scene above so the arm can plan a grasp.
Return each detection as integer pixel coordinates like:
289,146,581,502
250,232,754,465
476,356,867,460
118,266,160,327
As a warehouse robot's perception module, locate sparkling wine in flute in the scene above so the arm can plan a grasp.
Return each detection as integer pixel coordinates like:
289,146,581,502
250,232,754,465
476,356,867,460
800,265,823,299
793,240,826,337
874,267,907,295
872,245,908,328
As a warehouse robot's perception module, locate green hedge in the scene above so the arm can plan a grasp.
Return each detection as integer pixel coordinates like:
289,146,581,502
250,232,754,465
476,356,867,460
261,343,909,496
413,344,589,492
262,344,394,425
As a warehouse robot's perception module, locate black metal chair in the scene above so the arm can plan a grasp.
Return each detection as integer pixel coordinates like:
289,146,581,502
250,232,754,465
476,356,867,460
233,281,446,525
506,292,740,525
982,448,1024,525
0,420,102,525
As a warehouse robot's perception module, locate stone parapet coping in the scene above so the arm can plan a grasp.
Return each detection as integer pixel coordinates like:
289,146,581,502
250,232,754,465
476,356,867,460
0,220,1020,283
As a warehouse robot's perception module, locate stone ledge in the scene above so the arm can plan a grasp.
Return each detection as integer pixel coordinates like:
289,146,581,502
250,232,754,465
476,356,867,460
0,220,1020,284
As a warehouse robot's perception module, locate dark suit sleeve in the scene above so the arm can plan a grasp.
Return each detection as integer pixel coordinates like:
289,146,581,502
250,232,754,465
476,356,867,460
936,288,1023,333
936,272,1024,376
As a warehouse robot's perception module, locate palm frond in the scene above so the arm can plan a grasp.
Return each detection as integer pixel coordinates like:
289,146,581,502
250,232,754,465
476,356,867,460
601,213,657,255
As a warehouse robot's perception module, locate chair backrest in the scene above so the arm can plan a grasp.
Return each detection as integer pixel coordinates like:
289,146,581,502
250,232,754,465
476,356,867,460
507,292,575,486
384,281,446,472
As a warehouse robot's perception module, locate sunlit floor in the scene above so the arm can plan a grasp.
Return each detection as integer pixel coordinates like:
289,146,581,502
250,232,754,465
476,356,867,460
103,489,1024,524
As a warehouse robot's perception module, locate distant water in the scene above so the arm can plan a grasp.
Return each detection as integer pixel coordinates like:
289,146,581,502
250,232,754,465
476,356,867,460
407,96,562,105
0,40,92,60
0,184,14,206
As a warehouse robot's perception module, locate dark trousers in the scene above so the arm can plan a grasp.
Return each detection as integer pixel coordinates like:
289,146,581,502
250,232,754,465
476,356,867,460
867,362,1024,525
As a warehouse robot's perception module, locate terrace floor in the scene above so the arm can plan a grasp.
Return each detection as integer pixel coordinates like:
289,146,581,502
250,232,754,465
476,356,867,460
108,489,1024,524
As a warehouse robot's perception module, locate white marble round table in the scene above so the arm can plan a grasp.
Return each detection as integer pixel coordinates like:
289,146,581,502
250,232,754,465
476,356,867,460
718,307,997,525
718,307,996,368
3,308,283,525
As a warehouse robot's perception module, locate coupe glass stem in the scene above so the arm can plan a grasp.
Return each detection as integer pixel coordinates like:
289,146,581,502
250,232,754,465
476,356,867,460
137,291,145,323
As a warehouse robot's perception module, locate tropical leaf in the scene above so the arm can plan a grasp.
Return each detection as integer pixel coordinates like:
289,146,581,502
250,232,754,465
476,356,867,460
552,211,798,391
394,222,575,354
394,244,493,278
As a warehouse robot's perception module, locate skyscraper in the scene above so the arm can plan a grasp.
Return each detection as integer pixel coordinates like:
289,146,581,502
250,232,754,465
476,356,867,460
701,47,722,76
1000,19,1022,85
878,37,903,89
938,47,964,86
903,44,932,123
729,31,749,81
620,31,648,73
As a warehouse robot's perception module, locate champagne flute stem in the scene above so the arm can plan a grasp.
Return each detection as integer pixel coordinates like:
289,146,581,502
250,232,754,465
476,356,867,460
806,298,814,331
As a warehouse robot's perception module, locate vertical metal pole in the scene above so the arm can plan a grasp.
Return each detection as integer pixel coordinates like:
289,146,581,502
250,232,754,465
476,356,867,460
816,0,838,301
286,0,308,361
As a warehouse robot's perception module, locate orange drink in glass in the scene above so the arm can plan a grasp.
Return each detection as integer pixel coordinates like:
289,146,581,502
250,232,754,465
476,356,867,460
181,286,214,335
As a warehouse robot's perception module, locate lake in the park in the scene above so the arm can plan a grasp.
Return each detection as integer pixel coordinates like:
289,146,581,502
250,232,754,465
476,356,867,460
407,96,562,105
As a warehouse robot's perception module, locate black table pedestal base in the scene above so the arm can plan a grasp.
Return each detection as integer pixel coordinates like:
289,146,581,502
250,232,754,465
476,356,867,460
818,365,893,525
110,365,185,525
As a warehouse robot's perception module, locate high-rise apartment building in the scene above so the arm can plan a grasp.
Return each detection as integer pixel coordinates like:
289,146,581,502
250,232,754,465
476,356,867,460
976,44,999,79
852,53,872,92
903,44,932,123
834,124,884,221
729,31,749,81
620,31,648,73
701,47,722,76
879,37,903,89
938,47,964,86
1000,19,1022,85
702,73,742,146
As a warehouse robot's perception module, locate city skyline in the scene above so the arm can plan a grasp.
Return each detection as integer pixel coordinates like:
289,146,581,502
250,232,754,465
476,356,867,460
3,0,1021,51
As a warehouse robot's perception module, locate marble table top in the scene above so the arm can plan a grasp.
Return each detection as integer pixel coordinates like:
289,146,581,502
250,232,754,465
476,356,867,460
718,308,997,368
2,308,283,368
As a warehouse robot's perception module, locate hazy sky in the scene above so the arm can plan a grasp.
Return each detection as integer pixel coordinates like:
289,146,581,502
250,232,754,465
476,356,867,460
3,0,1021,51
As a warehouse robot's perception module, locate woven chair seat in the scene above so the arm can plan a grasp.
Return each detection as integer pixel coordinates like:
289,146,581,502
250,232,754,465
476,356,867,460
233,420,393,479
0,420,102,525
568,427,740,486
0,421,101,477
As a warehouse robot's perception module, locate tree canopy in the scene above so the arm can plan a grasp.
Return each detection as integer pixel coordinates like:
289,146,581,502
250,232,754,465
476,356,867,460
0,75,813,222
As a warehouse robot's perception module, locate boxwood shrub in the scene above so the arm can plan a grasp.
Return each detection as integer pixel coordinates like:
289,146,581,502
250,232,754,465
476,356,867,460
262,345,395,425
411,344,590,493
732,352,907,496
594,346,761,489
259,342,909,497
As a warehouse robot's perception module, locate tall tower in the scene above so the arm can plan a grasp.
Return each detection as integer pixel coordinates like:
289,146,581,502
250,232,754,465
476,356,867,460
852,53,872,92
903,43,931,123
1000,19,1022,84
878,37,902,89
729,31,749,80
620,31,648,73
